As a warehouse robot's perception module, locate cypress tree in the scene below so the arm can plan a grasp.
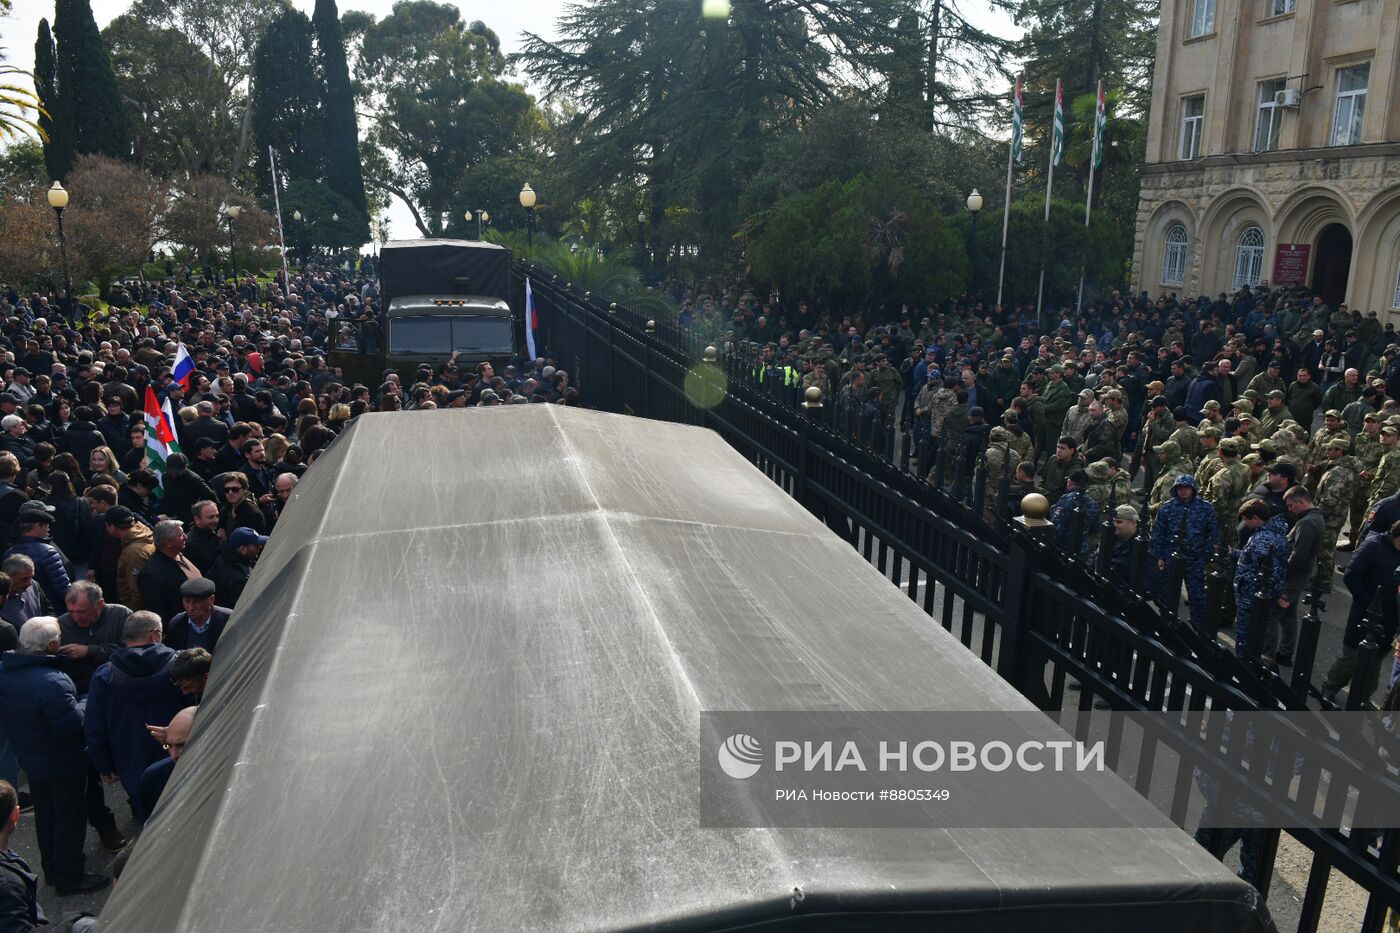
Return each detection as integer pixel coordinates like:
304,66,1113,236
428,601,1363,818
34,18,70,180
251,10,325,191
53,0,132,165
313,0,369,231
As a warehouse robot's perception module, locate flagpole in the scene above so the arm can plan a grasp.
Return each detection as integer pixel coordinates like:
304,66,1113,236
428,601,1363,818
997,74,1021,309
1076,81,1104,314
268,146,292,296
1035,79,1060,324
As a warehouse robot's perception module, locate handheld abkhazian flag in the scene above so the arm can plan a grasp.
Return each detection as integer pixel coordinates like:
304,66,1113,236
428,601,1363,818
524,276,538,361
171,343,196,389
143,386,181,494
1011,75,1023,163
1051,79,1065,167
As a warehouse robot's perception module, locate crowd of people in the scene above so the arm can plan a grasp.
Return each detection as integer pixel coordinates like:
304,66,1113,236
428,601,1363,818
0,262,575,927
678,281,1400,712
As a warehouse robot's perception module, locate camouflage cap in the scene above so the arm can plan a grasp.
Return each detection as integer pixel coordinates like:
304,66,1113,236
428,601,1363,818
1114,504,1140,521
1384,426,1400,438
1387,415,1400,426
1241,388,1261,401
1266,389,1285,400
1049,364,1065,374
989,427,1012,443
1220,436,1244,454
1365,412,1381,422
1203,400,1222,411
1078,388,1096,399
1233,398,1255,414
1241,452,1262,466
1327,435,1351,451
1103,389,1123,401
1153,440,1182,458
1198,424,1223,439
1325,409,1343,419
1086,461,1112,480
1002,409,1019,423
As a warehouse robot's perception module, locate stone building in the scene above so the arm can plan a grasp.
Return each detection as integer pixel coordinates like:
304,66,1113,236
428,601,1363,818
1133,0,1400,315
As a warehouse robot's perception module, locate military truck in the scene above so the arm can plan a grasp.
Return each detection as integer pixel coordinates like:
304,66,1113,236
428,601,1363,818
329,238,519,384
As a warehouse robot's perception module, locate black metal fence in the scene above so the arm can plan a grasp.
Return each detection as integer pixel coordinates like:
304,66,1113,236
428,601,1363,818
521,265,1400,933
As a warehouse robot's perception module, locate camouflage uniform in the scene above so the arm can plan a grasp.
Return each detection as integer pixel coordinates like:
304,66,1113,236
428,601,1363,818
1232,512,1290,659
1061,397,1097,445
1150,474,1220,634
1314,440,1361,593
1084,461,1114,548
981,429,1016,523
1196,442,1225,489
1136,406,1176,493
1348,422,1385,543
1305,413,1349,492
1103,393,1129,461
1257,392,1294,439
1367,430,1400,508
1204,440,1252,547
1050,487,1099,557
1169,423,1201,463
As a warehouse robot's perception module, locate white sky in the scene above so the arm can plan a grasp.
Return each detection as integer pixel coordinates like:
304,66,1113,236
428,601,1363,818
0,0,1018,240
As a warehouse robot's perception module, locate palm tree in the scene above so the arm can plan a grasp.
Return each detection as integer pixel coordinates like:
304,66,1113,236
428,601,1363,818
0,55,44,141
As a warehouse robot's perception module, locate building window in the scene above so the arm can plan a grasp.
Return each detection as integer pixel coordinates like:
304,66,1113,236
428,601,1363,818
1179,96,1205,159
1393,261,1400,310
1254,80,1286,151
1331,63,1370,146
1163,224,1189,286
1190,0,1215,35
1233,226,1265,291
1270,0,1294,15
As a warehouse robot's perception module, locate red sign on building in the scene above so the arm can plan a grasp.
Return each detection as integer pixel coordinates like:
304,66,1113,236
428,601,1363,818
1273,243,1311,285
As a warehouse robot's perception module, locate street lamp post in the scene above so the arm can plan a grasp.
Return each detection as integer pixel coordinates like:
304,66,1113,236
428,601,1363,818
966,188,984,295
467,209,489,239
47,182,72,320
637,209,647,253
227,204,242,284
519,183,536,256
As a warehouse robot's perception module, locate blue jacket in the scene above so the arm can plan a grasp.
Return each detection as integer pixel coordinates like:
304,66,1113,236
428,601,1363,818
4,536,70,612
1049,488,1099,556
1151,475,1219,562
0,652,87,781
1234,513,1289,607
1340,531,1400,647
84,643,188,818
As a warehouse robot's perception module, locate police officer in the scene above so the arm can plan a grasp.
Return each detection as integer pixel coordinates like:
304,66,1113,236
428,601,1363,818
1231,499,1289,660
1151,474,1219,635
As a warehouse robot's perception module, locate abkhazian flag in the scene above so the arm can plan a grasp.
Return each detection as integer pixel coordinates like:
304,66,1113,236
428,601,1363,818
1051,78,1064,167
1092,81,1107,170
143,386,182,494
524,276,538,361
171,343,195,389
1011,75,1023,163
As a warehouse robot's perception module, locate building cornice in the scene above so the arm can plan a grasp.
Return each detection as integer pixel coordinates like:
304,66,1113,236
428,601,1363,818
1141,142,1400,175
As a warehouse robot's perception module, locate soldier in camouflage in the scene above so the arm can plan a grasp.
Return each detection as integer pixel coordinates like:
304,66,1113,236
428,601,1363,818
1001,409,1035,466
1345,412,1385,548
1061,388,1097,445
1205,437,1252,547
981,427,1016,523
1315,435,1361,595
1148,441,1192,525
1102,390,1129,460
1367,425,1400,510
1168,407,1201,463
1305,410,1349,493
1150,474,1220,635
1135,395,1175,500
1257,390,1294,439
1195,426,1225,488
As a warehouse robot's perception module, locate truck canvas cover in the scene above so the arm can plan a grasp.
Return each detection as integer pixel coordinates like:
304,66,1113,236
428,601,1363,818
378,238,511,305
98,407,1272,932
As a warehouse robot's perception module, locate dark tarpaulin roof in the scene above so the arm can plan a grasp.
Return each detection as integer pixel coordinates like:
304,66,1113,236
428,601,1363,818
379,238,511,305
97,407,1273,932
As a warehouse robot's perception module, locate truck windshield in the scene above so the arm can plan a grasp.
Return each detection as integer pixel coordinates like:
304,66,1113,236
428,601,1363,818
389,316,512,354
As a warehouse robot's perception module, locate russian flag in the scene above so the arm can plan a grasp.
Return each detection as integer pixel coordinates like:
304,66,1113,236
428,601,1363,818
171,343,196,389
524,277,537,361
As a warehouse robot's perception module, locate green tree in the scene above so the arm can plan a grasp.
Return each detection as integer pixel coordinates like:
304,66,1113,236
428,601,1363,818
313,0,369,235
34,19,62,175
53,0,132,172
357,3,541,236
251,10,324,189
105,15,246,178
520,0,911,270
128,0,290,182
0,141,46,202
963,195,1119,308
882,0,1016,132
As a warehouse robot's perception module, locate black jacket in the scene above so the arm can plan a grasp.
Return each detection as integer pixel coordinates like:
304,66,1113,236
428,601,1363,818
185,526,222,577
160,470,215,525
56,604,131,696
212,548,255,608
57,419,104,466
179,415,228,451
137,551,199,624
165,605,233,653
0,848,45,931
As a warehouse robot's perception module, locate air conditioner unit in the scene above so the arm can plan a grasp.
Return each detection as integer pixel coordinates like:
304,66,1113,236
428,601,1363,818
1274,88,1302,108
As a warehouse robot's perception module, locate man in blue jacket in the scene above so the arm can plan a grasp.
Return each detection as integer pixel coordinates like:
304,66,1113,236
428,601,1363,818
1151,474,1220,635
0,617,108,894
84,611,189,821
4,504,69,613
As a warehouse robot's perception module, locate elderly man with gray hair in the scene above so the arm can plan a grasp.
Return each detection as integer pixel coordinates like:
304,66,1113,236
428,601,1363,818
0,553,39,630
137,520,201,625
0,617,110,894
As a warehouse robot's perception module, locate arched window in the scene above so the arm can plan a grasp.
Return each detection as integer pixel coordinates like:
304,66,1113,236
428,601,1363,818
1232,226,1265,291
1393,260,1400,310
1162,224,1189,286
